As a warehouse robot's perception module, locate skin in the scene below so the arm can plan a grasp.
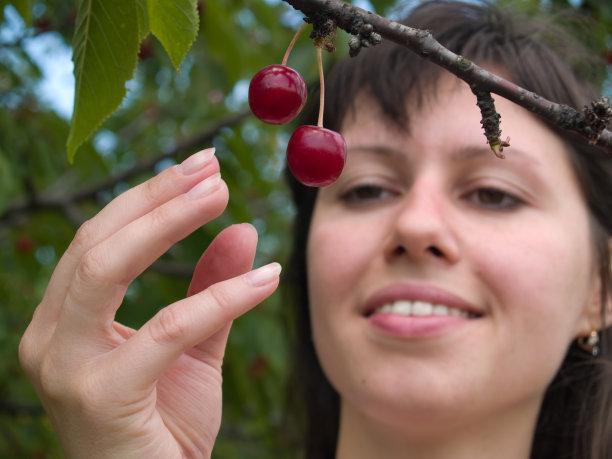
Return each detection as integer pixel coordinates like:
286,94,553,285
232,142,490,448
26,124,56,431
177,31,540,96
307,77,610,459
18,149,281,458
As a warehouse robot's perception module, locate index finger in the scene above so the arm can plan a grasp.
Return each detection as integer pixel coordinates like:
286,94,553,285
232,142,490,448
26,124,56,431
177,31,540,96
37,148,218,325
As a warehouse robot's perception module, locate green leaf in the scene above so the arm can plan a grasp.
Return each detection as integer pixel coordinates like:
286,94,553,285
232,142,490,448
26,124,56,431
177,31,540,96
146,0,199,70
135,0,150,40
67,0,139,162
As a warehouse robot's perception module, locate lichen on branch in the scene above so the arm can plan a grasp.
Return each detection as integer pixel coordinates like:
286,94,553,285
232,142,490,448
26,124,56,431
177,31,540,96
583,97,612,145
304,12,337,52
348,22,382,57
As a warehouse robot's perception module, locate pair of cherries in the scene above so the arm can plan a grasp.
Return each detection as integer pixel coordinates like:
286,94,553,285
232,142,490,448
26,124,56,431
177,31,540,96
248,64,347,187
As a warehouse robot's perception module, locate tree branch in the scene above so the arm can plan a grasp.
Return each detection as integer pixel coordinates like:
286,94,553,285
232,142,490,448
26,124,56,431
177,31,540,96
282,0,612,155
0,399,45,416
0,110,251,228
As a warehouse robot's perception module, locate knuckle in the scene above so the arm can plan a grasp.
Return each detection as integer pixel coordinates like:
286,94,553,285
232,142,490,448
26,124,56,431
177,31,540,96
205,284,234,320
73,219,97,251
18,327,37,378
210,182,229,214
149,202,171,229
148,205,176,247
18,306,49,380
148,305,189,346
76,249,108,284
142,174,164,205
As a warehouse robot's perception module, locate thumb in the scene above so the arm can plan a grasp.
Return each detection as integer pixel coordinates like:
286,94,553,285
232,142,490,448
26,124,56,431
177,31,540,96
188,223,258,297
113,262,281,390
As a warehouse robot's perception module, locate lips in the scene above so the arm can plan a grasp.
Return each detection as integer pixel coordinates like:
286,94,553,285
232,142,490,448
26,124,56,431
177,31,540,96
362,284,482,338
363,283,482,319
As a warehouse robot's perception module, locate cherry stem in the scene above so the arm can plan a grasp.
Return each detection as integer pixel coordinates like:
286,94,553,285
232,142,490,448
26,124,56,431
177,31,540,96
282,22,307,66
317,45,324,127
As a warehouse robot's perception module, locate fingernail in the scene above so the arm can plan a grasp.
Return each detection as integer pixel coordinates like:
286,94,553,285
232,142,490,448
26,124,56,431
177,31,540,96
244,262,282,287
185,172,221,200
177,148,215,175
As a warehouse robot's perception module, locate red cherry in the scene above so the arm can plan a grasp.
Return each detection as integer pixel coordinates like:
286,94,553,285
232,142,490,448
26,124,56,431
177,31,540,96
287,125,347,187
247,355,269,380
15,235,34,253
249,65,307,125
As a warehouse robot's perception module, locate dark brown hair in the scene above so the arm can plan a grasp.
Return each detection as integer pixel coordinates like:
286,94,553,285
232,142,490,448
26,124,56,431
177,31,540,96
283,1,612,458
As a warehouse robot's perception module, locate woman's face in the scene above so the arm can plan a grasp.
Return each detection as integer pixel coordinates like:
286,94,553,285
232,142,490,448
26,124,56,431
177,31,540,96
306,77,601,433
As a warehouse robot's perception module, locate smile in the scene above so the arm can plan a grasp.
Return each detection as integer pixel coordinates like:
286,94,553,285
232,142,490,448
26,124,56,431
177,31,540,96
372,300,479,318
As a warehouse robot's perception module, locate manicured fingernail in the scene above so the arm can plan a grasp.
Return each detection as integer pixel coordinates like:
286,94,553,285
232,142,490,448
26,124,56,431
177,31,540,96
177,148,215,175
244,262,282,287
185,172,221,199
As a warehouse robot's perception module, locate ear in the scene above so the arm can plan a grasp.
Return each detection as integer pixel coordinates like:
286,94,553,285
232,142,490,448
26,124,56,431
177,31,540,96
574,239,612,338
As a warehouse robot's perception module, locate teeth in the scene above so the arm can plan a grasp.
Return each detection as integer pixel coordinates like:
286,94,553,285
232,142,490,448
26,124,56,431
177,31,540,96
412,301,432,316
374,301,471,318
433,304,449,315
395,300,412,314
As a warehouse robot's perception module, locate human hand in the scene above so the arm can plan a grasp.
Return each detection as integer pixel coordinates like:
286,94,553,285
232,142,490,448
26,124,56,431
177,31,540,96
18,148,281,458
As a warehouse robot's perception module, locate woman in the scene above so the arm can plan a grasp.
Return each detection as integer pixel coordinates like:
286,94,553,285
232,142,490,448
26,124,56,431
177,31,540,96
19,1,612,458
286,2,612,458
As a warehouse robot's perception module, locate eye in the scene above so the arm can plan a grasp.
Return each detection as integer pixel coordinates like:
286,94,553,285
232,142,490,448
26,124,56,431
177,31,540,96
468,187,523,210
340,184,395,205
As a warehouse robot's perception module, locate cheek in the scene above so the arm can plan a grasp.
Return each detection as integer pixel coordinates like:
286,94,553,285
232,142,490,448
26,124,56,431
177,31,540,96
306,216,383,393
306,211,389,363
458,220,597,400
307,218,373,310
471,222,594,343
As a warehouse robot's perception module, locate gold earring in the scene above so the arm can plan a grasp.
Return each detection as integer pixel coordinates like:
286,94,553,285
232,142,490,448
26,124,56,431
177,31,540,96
577,330,600,357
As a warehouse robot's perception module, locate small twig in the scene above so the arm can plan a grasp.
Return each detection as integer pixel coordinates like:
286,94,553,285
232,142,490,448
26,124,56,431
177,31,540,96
583,96,612,145
282,0,612,155
70,110,251,203
282,22,308,66
316,46,325,127
472,89,510,158
61,202,87,227
0,399,45,416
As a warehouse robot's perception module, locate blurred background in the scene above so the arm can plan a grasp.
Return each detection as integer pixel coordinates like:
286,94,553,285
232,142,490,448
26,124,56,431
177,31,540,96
0,0,610,457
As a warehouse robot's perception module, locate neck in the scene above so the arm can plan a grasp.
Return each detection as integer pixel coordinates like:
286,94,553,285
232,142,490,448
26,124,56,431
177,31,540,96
335,399,540,459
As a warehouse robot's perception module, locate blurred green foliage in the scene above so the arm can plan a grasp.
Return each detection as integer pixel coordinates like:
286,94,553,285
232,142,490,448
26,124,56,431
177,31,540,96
0,0,610,457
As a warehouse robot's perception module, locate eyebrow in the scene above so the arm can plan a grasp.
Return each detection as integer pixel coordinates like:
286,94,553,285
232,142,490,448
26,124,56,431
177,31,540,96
348,144,541,167
347,145,407,158
449,145,542,167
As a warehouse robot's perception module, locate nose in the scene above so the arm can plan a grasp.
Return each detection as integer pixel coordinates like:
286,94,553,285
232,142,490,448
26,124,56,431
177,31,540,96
385,177,460,264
